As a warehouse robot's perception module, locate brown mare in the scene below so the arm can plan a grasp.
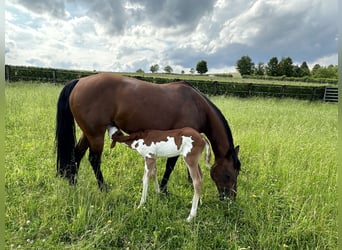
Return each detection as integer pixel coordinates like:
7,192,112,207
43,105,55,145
109,126,211,221
55,73,241,200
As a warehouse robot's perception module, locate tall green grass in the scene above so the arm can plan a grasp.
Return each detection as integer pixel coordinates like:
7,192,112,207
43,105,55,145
5,83,337,249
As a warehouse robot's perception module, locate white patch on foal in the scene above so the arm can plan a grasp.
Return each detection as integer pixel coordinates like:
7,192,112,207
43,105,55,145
131,136,194,158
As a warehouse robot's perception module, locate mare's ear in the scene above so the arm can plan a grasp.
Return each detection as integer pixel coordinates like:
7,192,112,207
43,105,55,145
235,145,240,155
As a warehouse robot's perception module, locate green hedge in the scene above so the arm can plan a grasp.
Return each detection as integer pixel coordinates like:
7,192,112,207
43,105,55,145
5,65,97,83
134,76,325,101
242,74,337,84
5,65,326,101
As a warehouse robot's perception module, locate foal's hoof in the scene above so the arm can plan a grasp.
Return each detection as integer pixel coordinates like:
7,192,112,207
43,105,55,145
186,215,195,222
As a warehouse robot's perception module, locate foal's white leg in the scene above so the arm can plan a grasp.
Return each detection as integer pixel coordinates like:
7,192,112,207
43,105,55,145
185,160,202,222
138,159,150,208
187,184,201,222
138,158,156,208
150,164,160,193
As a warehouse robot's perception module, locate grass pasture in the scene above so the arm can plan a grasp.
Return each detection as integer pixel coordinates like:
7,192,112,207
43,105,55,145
5,83,337,249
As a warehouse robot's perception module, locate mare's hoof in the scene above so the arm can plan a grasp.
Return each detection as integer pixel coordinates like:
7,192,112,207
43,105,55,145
159,186,171,196
68,179,77,186
99,183,110,192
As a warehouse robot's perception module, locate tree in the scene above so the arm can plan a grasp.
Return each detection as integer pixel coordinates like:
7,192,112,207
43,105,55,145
312,64,338,78
266,57,279,76
278,57,294,77
236,55,254,75
312,64,321,73
164,65,173,74
326,65,338,78
189,68,195,74
300,61,310,76
136,68,144,73
150,64,159,73
196,60,208,74
292,65,302,77
255,62,265,76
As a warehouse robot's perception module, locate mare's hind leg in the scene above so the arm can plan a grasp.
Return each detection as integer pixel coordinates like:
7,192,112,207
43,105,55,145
88,136,105,190
72,134,89,185
160,156,179,194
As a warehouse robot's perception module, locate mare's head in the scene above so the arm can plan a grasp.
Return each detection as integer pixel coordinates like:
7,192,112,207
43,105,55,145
210,146,241,200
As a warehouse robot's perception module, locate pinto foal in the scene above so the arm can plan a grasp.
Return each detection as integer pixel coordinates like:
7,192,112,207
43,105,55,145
108,126,211,221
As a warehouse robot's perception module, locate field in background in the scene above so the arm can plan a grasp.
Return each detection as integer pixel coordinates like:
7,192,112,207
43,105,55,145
5,83,337,249
6,65,335,101
6,64,337,87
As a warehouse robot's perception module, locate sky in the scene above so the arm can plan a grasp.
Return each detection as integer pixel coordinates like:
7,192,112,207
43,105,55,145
5,0,338,73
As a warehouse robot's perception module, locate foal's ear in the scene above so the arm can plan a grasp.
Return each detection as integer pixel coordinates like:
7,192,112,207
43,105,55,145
235,145,240,155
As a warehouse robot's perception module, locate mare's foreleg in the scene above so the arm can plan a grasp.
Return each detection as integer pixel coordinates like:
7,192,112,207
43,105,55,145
160,156,179,194
88,136,105,190
139,158,156,208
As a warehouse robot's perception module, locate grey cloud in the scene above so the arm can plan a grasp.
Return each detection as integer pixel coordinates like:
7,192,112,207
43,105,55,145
83,0,127,35
5,40,16,56
165,43,248,70
191,0,338,68
13,0,67,18
12,0,215,35
135,0,213,28
248,1,338,63
80,0,214,35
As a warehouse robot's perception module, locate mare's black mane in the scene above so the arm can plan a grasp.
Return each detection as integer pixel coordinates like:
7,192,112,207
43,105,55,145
177,81,241,171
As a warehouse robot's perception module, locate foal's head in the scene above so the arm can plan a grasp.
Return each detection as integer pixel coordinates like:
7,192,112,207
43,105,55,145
210,146,240,200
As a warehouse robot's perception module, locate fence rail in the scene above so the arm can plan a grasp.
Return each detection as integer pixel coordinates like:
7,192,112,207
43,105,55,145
5,64,327,101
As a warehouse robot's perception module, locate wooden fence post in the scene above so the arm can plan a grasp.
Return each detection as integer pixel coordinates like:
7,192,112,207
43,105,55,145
312,87,316,101
5,65,10,81
281,85,286,98
248,84,252,96
52,70,56,84
213,81,218,95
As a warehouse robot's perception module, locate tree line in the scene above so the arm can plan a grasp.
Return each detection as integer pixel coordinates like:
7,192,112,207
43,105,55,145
137,55,337,81
236,55,338,79
137,60,209,75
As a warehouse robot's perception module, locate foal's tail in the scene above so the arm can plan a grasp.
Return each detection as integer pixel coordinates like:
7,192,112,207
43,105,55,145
203,137,211,168
55,79,79,178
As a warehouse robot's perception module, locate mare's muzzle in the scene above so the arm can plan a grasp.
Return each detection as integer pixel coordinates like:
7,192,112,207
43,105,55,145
218,187,237,201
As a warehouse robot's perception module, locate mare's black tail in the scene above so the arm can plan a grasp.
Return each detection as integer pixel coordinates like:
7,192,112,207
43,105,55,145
55,79,79,178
